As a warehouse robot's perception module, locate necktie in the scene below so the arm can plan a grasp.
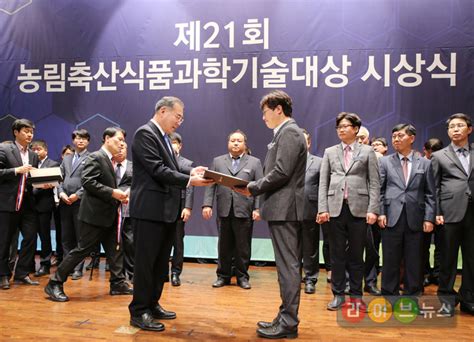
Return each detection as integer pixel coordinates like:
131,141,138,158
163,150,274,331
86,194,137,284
402,157,409,185
232,157,240,173
115,163,122,184
72,153,79,169
457,148,470,174
164,134,174,156
343,145,352,199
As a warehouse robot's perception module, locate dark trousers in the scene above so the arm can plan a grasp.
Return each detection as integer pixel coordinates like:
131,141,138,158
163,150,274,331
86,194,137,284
301,220,320,284
51,220,124,285
129,218,176,317
121,217,134,281
321,222,331,271
37,211,53,267
171,219,185,275
268,221,302,331
0,198,38,278
422,225,441,281
364,224,381,287
438,201,474,305
381,210,423,296
59,201,84,272
53,205,63,259
217,213,253,281
329,203,366,297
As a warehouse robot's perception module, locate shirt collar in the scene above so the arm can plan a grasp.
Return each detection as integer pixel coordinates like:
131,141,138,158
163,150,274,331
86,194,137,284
15,141,27,153
151,119,166,137
452,142,469,153
397,151,414,162
101,146,113,161
273,118,291,136
229,153,244,160
341,141,357,150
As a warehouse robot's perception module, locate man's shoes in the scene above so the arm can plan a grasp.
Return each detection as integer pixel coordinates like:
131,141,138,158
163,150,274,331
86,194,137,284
212,277,230,288
50,257,62,267
364,285,381,296
14,275,39,285
0,276,10,290
171,273,181,287
238,279,251,290
460,302,474,315
71,270,83,280
305,282,316,294
327,295,346,311
152,304,177,320
44,281,69,302
130,313,165,332
35,265,50,277
344,283,350,295
327,270,332,283
85,257,99,270
423,277,431,287
257,320,277,329
110,282,133,295
256,323,297,339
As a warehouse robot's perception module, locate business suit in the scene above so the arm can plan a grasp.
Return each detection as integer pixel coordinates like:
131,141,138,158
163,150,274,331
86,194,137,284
0,142,39,279
57,150,90,273
302,153,322,285
50,148,126,286
319,142,380,297
432,143,474,307
379,153,436,295
248,119,306,331
203,153,263,282
117,160,134,281
129,121,191,318
171,154,194,277
33,157,60,268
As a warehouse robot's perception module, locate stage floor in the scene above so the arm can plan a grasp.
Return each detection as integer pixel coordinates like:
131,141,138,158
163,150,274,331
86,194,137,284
0,259,472,341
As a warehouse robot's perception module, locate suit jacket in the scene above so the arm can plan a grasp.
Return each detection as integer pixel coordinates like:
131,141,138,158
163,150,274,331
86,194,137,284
319,142,380,218
379,153,436,231
117,159,132,218
203,153,263,218
248,119,307,221
431,143,474,223
78,149,120,227
130,121,191,223
0,142,39,212
177,155,194,209
57,150,90,199
303,153,322,221
33,157,60,213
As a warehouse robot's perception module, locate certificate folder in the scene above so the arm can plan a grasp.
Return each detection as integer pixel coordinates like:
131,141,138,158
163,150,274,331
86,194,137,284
27,167,63,187
203,170,249,188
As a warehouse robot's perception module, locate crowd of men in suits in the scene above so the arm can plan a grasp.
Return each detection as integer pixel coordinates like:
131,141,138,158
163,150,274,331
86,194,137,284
0,92,472,338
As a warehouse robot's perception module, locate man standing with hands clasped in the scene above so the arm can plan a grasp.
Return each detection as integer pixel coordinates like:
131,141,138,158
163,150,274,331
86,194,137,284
234,90,307,339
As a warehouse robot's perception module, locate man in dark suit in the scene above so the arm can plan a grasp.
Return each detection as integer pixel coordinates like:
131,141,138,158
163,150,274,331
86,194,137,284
44,127,133,301
0,119,40,290
431,113,474,316
57,129,90,280
301,129,322,294
318,112,380,312
203,130,263,290
378,124,436,298
31,139,60,277
168,132,194,287
235,90,306,339
115,143,134,282
128,96,212,332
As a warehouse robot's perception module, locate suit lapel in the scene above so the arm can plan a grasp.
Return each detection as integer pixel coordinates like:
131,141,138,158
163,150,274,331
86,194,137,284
469,144,474,177
406,155,419,187
71,152,86,175
345,143,361,173
445,145,467,176
337,144,345,171
390,154,406,186
225,154,233,174
148,121,179,170
234,154,248,175
306,154,313,171
100,149,116,187
11,144,23,166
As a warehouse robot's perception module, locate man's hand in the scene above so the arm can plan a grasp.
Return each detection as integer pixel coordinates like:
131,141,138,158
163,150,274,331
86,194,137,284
436,215,444,226
112,189,129,203
181,208,192,222
190,166,208,177
377,215,387,229
59,192,72,205
232,185,251,197
189,175,214,186
366,212,377,225
423,221,434,233
202,206,212,220
317,212,330,224
252,209,261,221
15,165,33,175
68,193,79,204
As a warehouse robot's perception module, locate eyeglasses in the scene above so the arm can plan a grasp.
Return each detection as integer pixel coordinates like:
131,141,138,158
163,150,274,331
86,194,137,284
336,124,353,130
392,133,407,140
371,142,385,147
448,123,467,130
174,112,184,124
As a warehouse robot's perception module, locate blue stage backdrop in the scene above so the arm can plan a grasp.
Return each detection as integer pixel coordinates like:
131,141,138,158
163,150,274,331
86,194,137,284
1,0,473,259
